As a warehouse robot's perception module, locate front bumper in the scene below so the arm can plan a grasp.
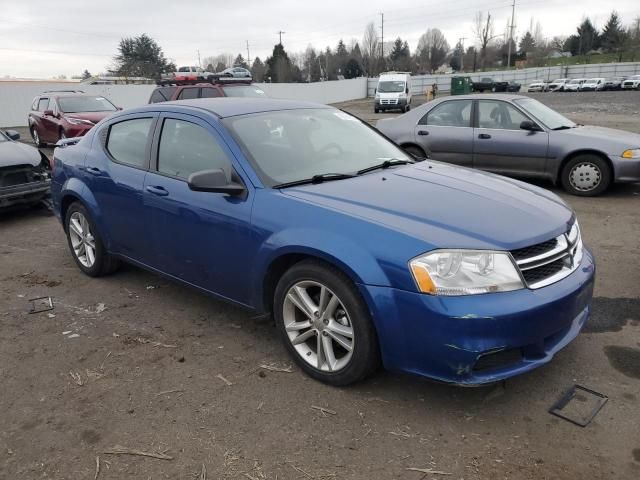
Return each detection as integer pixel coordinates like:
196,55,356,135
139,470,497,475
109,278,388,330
360,248,595,385
375,98,408,110
0,179,51,208
610,155,640,183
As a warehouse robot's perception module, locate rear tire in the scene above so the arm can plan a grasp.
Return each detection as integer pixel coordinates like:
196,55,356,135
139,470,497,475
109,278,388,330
31,127,44,147
560,154,612,196
374,107,379,113
274,260,380,386
65,202,119,277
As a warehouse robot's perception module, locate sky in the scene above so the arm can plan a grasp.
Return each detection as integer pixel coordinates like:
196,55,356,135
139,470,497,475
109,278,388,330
0,0,638,79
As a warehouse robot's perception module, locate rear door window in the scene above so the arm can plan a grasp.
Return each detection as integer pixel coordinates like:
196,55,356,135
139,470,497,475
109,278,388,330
149,87,177,103
200,87,222,98
177,88,200,100
106,118,154,168
420,100,472,127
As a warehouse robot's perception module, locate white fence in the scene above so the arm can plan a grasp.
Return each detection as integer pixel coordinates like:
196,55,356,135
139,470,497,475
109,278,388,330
0,78,368,128
366,62,640,96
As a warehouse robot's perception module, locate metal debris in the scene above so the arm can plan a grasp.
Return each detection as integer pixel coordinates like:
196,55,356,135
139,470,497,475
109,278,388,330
29,296,54,314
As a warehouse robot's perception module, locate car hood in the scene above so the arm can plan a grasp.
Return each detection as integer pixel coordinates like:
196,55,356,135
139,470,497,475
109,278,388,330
555,125,640,150
282,162,573,251
63,111,115,123
0,141,42,168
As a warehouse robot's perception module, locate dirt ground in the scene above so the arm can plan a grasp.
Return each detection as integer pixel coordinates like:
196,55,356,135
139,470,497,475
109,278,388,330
1,91,639,479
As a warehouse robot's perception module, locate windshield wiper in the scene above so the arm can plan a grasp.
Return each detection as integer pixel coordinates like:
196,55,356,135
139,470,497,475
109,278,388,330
273,172,356,189
357,158,414,175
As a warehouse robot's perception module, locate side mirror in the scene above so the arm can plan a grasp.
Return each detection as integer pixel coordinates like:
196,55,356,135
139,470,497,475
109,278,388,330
5,130,20,141
405,87,409,94
43,109,54,116
117,107,123,111
374,88,377,94
520,120,542,132
187,169,245,196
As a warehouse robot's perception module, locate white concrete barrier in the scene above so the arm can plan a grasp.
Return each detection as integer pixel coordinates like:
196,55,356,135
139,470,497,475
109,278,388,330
0,78,369,127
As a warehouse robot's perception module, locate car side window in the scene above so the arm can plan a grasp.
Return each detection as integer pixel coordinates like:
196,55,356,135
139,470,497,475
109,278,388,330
477,100,529,130
157,119,231,180
106,118,154,168
37,98,49,112
150,87,176,103
177,88,199,100
200,88,222,98
420,101,472,127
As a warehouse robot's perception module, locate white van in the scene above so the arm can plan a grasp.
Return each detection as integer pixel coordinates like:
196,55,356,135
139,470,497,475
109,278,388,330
374,72,412,113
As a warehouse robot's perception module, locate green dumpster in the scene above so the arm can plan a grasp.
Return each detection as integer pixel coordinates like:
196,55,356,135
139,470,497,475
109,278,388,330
451,76,472,95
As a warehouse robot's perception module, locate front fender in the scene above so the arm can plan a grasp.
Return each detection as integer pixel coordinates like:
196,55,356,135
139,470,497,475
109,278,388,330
251,227,391,311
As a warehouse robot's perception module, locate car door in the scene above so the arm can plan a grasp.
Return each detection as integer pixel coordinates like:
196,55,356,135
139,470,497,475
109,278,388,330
414,99,474,167
472,99,549,178
36,97,57,143
84,113,157,263
143,113,254,304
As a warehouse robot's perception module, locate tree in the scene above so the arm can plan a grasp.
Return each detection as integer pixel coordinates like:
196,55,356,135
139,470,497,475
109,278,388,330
389,37,411,71
416,28,450,73
601,11,626,58
113,33,175,79
335,39,349,76
265,44,293,82
251,57,266,82
362,22,379,76
81,70,92,80
233,54,249,69
474,12,496,70
449,41,464,71
518,31,536,56
344,58,363,78
573,18,600,55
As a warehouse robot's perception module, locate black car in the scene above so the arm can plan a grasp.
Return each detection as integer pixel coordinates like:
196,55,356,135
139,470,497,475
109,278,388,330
603,77,626,91
0,130,51,210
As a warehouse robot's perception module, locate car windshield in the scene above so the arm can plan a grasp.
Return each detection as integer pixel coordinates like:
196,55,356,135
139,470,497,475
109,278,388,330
514,98,575,130
222,85,266,97
586,78,599,83
58,96,117,113
568,80,581,84
552,79,566,83
377,81,405,93
224,108,410,187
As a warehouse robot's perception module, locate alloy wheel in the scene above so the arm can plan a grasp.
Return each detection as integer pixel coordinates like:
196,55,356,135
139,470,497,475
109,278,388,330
282,280,354,372
68,211,96,268
32,129,40,146
569,162,601,192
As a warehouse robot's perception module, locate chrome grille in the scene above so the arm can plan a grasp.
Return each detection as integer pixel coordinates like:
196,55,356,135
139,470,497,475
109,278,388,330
511,223,583,289
380,99,398,105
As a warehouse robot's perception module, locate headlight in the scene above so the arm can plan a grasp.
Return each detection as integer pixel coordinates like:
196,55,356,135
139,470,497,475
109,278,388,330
66,117,94,126
409,250,524,296
622,149,640,159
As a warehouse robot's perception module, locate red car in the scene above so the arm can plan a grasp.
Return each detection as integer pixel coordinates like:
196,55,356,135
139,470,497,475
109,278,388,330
149,80,266,103
28,92,119,146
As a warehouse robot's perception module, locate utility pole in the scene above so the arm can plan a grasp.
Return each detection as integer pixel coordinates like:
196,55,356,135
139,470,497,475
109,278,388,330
379,12,384,60
506,0,516,69
459,37,466,71
277,31,286,45
197,49,201,68
246,41,251,65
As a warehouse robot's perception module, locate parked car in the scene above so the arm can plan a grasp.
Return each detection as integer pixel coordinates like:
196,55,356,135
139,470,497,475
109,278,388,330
51,98,595,386
374,72,412,113
0,129,51,209
527,80,547,92
564,78,586,92
602,77,626,91
220,66,252,78
548,78,570,92
621,75,640,90
149,80,266,103
163,66,217,83
471,77,509,93
504,81,522,92
581,78,605,91
376,94,640,196
28,92,119,146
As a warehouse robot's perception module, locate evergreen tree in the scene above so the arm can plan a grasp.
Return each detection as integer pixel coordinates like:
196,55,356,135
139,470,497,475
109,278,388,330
601,11,626,55
335,39,349,76
233,54,249,69
576,18,600,54
265,44,293,82
518,31,536,56
344,58,363,78
113,34,175,78
389,37,411,71
81,70,92,80
250,57,266,82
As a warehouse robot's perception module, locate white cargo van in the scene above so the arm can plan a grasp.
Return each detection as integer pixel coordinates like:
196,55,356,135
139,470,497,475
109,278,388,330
374,72,412,113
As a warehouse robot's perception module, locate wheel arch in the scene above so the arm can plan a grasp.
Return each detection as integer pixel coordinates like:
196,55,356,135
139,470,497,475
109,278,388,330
555,149,613,184
59,181,112,249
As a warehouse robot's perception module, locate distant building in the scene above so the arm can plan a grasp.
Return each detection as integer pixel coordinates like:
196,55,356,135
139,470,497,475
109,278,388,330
547,50,572,59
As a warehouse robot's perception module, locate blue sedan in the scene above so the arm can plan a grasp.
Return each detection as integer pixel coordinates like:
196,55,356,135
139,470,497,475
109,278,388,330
51,98,595,386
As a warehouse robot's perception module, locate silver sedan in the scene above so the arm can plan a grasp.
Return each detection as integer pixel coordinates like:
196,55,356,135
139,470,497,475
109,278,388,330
376,94,640,196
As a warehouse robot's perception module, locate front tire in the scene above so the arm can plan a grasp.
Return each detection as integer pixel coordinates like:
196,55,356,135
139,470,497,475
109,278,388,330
274,260,380,386
31,126,44,147
560,154,612,196
65,202,119,277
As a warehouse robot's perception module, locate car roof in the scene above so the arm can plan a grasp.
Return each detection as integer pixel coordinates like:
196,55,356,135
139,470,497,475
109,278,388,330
433,94,530,101
137,98,331,118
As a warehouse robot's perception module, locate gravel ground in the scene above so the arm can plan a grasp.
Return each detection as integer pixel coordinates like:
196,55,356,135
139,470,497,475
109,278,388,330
1,91,639,479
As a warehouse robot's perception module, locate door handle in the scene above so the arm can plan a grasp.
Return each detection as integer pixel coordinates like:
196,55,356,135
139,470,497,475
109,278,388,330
478,133,492,139
86,167,102,175
418,130,429,136
146,185,169,196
